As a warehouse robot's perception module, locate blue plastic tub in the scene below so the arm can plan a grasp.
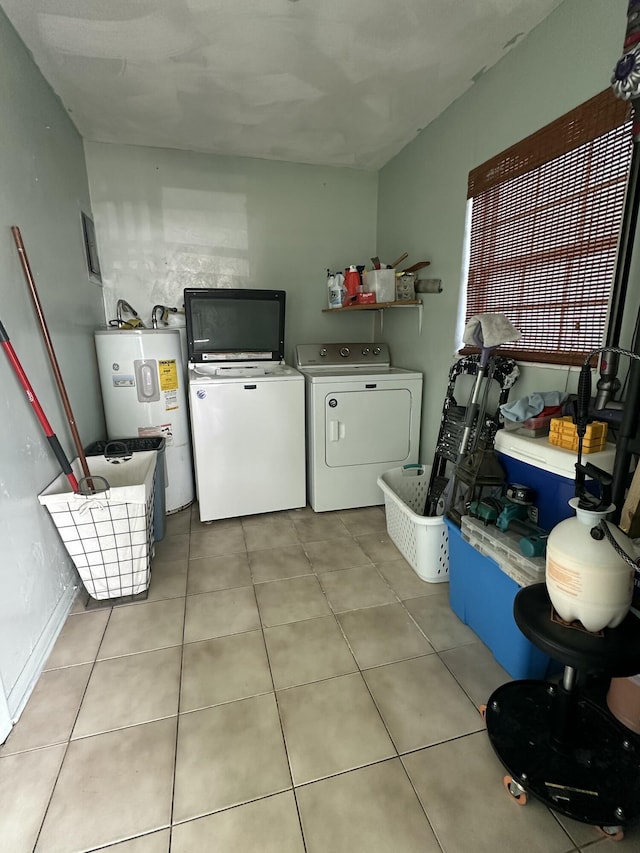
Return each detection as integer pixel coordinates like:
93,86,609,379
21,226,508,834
446,519,551,680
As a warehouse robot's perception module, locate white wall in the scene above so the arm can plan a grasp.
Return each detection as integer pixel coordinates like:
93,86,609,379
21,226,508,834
0,10,106,719
377,0,633,461
84,142,379,363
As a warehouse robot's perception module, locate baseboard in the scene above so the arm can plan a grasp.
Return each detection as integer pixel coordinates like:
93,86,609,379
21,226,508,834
6,583,79,722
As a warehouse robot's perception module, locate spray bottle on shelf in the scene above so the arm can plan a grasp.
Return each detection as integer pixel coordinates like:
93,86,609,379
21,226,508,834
327,270,345,309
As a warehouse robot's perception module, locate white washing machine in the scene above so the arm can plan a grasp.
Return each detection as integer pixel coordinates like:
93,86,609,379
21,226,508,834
295,343,423,512
188,363,305,521
185,288,306,522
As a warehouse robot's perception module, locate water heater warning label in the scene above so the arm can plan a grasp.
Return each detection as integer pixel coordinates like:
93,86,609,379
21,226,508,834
164,391,178,411
158,359,178,391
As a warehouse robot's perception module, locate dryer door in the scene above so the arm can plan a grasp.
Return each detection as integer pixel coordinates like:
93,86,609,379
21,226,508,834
324,388,411,467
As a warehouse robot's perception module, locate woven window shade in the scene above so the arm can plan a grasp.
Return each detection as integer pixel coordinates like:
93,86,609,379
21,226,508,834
464,89,632,366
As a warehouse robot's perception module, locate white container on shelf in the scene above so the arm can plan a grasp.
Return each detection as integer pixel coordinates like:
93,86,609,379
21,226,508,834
364,269,396,302
377,465,449,583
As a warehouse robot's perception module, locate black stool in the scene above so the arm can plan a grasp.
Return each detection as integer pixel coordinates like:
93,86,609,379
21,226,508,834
484,583,640,839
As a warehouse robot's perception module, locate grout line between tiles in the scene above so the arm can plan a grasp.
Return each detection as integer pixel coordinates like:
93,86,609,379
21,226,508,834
547,808,595,851
313,523,495,852
253,523,310,853
30,603,114,852
167,519,191,850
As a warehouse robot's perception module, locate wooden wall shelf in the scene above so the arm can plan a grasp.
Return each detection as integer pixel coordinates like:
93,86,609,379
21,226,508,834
322,299,422,313
322,299,423,333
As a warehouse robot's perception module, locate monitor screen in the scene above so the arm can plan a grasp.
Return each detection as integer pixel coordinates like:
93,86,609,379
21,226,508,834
184,288,286,362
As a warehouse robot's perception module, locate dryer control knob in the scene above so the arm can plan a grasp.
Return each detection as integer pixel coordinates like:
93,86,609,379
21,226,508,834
339,347,350,357
373,346,382,355
361,347,371,356
319,348,328,357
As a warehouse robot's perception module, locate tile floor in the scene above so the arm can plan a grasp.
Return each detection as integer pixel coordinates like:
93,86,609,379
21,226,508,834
1,504,637,852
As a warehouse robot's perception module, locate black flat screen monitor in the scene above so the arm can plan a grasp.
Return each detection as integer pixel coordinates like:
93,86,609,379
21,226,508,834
184,288,286,362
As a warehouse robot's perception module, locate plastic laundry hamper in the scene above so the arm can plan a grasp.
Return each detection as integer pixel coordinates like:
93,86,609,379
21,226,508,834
377,465,449,583
39,451,156,600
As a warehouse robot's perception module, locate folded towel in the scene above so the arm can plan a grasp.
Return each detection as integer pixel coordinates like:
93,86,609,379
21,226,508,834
500,391,568,423
463,313,521,350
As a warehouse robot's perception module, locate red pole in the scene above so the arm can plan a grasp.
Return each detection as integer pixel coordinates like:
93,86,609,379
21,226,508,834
11,226,91,479
0,318,79,492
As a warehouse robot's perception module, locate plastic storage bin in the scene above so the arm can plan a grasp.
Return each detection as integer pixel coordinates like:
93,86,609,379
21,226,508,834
377,465,449,583
494,430,616,531
364,269,396,303
39,451,156,600
85,438,166,542
446,518,551,679
517,404,564,438
461,516,545,588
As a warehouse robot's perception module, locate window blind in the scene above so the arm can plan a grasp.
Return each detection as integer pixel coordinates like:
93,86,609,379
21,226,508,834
464,89,633,366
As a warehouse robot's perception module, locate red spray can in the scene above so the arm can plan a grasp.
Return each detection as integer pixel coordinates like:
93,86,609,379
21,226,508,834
344,265,360,305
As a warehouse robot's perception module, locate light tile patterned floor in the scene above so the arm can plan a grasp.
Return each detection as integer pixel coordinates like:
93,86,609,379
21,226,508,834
0,504,634,852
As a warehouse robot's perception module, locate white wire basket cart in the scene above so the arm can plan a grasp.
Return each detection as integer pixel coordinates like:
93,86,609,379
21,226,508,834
39,451,156,600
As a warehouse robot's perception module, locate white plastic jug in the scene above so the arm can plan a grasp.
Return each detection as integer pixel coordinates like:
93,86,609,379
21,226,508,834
327,273,344,309
546,498,635,632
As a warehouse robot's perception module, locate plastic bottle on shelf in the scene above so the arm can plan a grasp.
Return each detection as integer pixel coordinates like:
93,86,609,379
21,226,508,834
344,265,360,305
327,271,344,309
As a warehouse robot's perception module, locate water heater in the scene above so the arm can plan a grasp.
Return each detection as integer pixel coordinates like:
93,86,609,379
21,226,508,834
94,328,194,513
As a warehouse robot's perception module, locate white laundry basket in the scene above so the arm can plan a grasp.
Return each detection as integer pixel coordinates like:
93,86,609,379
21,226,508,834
39,451,156,600
377,465,449,583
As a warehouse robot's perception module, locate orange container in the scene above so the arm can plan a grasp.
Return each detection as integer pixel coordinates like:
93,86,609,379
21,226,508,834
343,268,360,305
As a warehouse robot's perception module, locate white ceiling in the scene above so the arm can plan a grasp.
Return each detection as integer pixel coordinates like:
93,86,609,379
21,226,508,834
2,0,564,170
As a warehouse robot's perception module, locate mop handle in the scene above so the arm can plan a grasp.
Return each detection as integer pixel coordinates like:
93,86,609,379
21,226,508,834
11,226,91,480
0,319,79,493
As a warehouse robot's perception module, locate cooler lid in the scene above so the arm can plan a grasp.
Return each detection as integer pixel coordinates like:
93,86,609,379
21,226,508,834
494,430,616,479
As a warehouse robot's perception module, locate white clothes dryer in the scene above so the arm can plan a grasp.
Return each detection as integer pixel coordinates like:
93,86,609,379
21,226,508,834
295,343,423,512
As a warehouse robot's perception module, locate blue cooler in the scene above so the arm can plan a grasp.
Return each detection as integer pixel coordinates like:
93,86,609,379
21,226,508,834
494,430,616,531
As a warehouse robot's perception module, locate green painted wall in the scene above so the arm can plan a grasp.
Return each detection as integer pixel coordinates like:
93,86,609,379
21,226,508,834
84,142,379,362
0,10,105,713
377,0,630,461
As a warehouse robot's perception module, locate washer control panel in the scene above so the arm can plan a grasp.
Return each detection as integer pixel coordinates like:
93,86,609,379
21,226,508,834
295,342,391,368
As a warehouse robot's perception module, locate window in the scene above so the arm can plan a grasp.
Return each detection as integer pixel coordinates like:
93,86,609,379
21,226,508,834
461,89,633,366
